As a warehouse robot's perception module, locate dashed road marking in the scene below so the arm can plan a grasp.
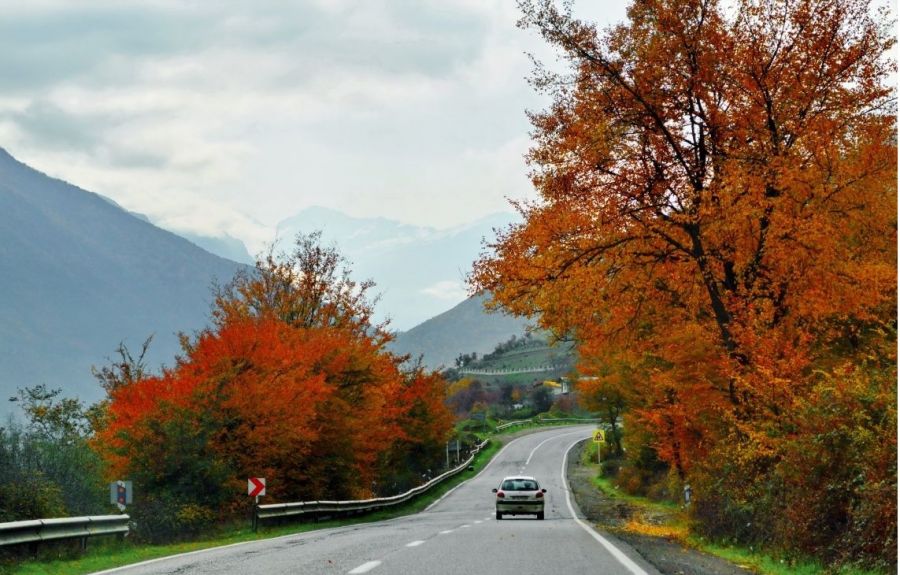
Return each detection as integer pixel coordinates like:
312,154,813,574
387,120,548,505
348,560,381,574
405,540,425,547
439,529,454,534
474,520,483,524
460,524,470,528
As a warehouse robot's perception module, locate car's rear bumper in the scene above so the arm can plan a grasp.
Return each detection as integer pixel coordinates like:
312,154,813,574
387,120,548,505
496,501,544,513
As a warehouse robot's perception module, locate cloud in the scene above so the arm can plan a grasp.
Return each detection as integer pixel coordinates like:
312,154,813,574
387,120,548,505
420,280,469,302
0,0,627,252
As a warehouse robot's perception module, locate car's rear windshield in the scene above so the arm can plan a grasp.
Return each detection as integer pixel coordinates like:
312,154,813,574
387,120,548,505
501,479,539,491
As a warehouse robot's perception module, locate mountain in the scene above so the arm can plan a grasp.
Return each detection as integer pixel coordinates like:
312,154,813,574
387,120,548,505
0,148,244,413
277,207,518,330
177,232,255,265
387,293,531,370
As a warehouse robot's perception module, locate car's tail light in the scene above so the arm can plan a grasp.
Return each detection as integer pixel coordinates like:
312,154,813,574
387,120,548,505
496,491,505,498
535,491,544,499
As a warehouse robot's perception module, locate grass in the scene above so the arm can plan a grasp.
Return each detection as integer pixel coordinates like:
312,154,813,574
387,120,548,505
582,449,884,575
6,440,504,575
689,541,883,575
592,475,680,512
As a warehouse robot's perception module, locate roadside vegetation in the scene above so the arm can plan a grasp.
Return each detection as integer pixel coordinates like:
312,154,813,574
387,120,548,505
579,442,884,575
4,439,504,575
1,233,456,563
470,0,896,571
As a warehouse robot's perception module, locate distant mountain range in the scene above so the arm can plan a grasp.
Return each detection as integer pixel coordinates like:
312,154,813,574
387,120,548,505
0,147,529,414
0,147,244,413
277,206,518,330
388,293,531,370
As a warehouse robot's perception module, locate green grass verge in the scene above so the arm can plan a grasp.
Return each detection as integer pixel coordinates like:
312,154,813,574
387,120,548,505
6,441,503,575
592,475,680,512
686,541,881,575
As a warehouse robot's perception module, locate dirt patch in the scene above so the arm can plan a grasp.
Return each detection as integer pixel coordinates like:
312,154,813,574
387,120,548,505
567,439,754,575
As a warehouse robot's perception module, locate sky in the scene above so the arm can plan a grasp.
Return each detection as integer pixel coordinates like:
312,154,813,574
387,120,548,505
0,0,627,254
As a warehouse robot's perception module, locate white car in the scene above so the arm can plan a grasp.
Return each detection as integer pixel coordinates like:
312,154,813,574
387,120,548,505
492,475,546,520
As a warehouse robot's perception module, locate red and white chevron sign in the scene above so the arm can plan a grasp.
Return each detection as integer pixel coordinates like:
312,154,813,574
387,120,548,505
248,477,266,497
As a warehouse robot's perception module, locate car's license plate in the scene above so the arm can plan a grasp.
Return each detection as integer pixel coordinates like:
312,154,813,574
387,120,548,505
512,496,528,500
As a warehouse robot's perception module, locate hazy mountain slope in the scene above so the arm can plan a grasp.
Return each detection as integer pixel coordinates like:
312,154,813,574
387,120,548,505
0,148,244,412
278,207,517,330
387,293,531,370
178,231,255,265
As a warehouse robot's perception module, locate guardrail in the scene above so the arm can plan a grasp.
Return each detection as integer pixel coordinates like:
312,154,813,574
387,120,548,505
255,439,490,529
0,514,129,550
494,416,602,432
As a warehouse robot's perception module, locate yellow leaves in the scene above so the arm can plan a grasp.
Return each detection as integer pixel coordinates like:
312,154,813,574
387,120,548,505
446,377,476,398
623,517,689,540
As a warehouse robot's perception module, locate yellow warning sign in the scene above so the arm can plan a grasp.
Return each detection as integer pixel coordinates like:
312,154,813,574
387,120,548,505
593,429,606,444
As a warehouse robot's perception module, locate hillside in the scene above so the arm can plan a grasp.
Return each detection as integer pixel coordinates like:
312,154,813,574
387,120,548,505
453,333,576,387
387,293,530,370
0,148,244,412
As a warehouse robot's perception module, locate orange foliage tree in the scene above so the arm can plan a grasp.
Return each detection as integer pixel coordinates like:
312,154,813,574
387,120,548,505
471,0,895,565
96,233,453,539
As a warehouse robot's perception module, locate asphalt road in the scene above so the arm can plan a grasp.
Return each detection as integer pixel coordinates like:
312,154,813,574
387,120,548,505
96,426,660,575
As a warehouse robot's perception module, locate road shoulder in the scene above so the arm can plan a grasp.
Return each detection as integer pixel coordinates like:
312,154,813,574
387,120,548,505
566,440,754,575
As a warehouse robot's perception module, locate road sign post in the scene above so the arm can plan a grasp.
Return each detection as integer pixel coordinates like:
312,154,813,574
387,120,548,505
248,478,266,532
592,429,606,464
109,480,132,511
248,477,266,498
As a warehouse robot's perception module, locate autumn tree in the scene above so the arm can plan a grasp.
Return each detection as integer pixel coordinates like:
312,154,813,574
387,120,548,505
97,233,454,540
471,0,895,565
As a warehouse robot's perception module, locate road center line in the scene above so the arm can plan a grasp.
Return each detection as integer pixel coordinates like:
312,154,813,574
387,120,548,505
405,540,425,547
439,529,454,534
348,560,382,574
561,437,650,575
474,520,482,524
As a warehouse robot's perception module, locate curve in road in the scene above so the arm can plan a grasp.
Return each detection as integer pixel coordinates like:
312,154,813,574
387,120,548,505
93,426,660,575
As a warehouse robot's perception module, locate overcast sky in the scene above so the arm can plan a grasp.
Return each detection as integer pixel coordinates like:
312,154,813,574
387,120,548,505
0,1,626,252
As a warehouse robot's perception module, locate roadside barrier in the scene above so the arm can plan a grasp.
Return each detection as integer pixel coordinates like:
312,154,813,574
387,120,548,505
254,439,490,529
494,416,602,432
0,515,129,550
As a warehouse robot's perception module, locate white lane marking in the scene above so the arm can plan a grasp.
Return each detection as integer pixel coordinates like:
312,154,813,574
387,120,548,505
348,560,382,574
90,427,596,575
405,540,425,547
561,438,650,575
474,520,483,524
525,430,584,467
424,432,531,511
439,529,454,534
460,524,471,528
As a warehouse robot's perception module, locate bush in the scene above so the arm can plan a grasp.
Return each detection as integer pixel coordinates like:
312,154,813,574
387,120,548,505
0,413,106,522
600,457,620,479
130,496,218,543
0,473,66,523
689,364,896,570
